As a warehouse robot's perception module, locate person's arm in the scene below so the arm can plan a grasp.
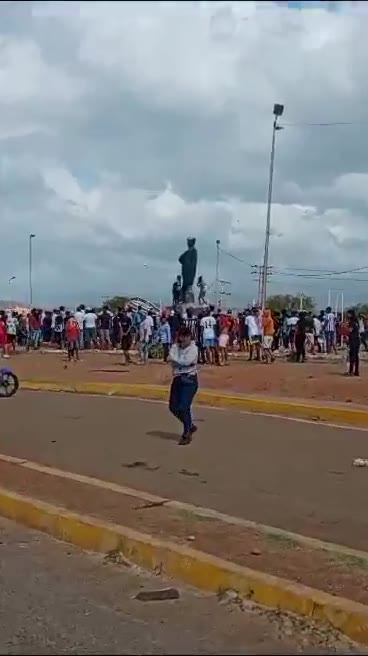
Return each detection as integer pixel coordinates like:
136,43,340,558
172,343,198,368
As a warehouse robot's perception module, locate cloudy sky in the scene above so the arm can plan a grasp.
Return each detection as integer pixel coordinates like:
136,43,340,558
1,0,368,308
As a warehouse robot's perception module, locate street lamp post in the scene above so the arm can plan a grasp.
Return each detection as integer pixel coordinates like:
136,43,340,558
260,103,284,309
215,240,220,308
29,234,36,306
8,276,15,285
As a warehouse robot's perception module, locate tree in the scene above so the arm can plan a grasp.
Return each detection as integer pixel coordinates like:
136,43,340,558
348,303,368,316
266,294,315,314
102,296,130,312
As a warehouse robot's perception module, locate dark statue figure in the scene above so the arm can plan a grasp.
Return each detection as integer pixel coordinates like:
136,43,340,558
178,237,197,304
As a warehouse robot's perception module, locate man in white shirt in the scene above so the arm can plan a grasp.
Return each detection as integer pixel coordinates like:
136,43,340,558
200,309,217,364
324,306,337,354
313,315,322,353
245,308,261,361
74,305,85,349
287,311,299,352
6,312,18,352
139,312,154,363
84,308,98,349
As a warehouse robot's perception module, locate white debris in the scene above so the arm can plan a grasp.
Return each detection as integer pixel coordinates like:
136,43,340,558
352,458,368,467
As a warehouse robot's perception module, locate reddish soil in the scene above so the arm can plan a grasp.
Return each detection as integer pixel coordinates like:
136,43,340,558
2,459,368,606
8,349,368,406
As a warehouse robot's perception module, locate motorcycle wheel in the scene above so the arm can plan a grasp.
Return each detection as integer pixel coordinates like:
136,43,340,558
0,372,19,397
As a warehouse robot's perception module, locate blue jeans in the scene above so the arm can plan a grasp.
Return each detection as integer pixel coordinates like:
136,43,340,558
85,328,96,348
31,329,41,348
78,330,84,349
169,374,198,434
325,330,335,352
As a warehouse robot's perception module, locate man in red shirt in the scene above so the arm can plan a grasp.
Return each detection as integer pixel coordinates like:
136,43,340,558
0,312,9,358
65,315,80,362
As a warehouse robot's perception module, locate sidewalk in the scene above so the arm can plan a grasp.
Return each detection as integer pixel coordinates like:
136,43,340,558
1,456,368,609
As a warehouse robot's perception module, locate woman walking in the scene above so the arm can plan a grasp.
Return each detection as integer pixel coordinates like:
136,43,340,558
169,326,198,445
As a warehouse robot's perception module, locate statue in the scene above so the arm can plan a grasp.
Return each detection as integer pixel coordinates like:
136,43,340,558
197,276,207,305
178,237,197,304
172,275,181,306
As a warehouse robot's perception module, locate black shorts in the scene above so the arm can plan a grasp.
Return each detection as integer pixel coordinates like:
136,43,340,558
121,335,132,351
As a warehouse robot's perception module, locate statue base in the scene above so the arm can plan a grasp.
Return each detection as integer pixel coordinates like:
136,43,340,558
176,301,209,317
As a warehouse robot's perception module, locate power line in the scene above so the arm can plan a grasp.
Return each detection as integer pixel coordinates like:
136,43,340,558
281,120,368,128
219,247,254,268
273,265,368,278
281,266,368,273
220,246,368,278
272,272,368,282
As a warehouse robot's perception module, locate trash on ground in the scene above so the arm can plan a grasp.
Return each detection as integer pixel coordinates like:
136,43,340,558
352,458,368,467
135,587,180,602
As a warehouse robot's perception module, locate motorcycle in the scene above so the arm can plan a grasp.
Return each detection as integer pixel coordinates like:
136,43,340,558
0,367,19,398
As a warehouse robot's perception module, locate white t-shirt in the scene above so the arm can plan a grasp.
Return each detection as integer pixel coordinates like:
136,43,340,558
287,316,299,328
140,316,154,342
84,312,97,329
200,315,216,340
245,315,258,338
325,312,336,332
7,317,18,335
75,310,85,330
313,317,322,336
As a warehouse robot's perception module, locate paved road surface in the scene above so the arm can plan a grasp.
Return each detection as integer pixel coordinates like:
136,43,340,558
0,517,349,655
1,392,368,548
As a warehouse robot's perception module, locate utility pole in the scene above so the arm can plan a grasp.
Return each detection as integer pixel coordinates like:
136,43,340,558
251,265,262,306
252,265,273,307
261,103,284,309
218,279,231,309
215,239,220,308
29,233,36,307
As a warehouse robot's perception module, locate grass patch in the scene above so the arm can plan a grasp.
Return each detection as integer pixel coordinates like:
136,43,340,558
265,531,299,549
332,551,368,571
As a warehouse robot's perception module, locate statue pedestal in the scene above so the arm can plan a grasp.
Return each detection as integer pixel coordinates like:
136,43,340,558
177,302,209,317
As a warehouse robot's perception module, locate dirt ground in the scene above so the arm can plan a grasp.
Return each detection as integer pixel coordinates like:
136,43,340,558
2,458,368,607
7,349,368,405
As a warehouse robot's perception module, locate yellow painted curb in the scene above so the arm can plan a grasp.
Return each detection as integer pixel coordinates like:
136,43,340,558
0,486,368,644
21,379,368,427
2,451,368,567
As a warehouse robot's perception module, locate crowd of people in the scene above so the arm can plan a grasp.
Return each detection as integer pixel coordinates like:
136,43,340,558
0,302,364,375
0,301,362,444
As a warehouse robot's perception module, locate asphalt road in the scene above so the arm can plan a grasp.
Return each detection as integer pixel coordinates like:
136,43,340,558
1,392,368,548
0,517,349,655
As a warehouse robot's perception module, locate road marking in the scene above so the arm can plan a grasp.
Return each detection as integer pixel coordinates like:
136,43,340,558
19,388,368,433
1,452,368,565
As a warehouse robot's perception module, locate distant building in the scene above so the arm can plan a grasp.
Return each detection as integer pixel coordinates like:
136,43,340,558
0,300,30,314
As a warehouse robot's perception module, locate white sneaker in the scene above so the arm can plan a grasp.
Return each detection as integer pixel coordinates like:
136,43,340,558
3,354,10,359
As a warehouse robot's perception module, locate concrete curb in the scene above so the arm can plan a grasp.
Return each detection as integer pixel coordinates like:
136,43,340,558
0,485,368,644
21,379,368,426
2,451,368,567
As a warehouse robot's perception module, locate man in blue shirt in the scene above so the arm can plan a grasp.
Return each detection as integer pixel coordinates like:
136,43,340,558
158,316,171,363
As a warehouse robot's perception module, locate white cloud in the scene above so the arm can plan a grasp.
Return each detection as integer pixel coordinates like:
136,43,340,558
1,1,368,307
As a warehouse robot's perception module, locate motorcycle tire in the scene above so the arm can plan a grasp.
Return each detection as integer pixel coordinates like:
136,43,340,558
0,371,19,398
